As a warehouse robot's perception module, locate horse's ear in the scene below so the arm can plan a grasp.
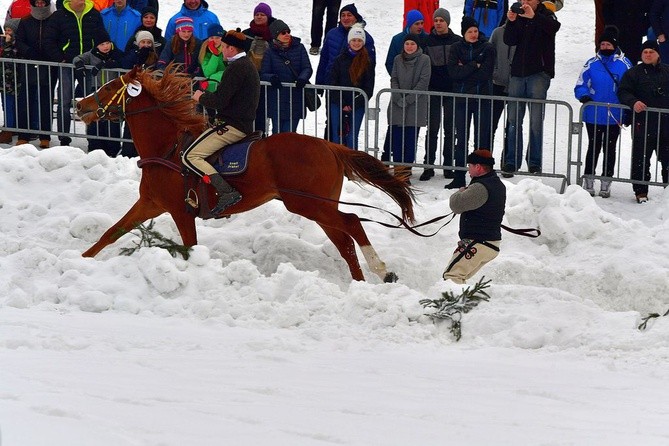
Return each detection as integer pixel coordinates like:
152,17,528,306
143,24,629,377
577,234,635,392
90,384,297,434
127,65,140,80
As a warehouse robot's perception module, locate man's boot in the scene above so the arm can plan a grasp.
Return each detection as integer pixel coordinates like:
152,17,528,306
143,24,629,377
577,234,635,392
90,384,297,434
599,180,611,198
582,178,595,196
207,173,242,214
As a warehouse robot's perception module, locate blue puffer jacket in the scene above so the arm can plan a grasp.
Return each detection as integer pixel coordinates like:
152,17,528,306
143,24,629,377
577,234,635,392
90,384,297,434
574,50,633,125
463,0,507,39
164,3,221,43
101,6,142,50
315,23,376,85
260,37,313,120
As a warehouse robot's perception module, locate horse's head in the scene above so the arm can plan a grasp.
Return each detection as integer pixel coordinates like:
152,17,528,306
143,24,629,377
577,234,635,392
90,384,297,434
75,66,144,125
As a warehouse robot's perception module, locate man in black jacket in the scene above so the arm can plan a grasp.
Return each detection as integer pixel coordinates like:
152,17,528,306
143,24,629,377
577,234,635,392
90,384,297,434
501,0,560,177
43,0,104,146
181,29,260,215
617,39,669,203
443,149,506,284
419,7,462,182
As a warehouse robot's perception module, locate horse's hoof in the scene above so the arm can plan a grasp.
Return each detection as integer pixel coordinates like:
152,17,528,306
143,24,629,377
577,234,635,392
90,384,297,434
384,272,399,283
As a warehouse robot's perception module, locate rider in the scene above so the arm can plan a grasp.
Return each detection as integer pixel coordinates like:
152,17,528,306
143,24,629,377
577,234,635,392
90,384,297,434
181,28,260,215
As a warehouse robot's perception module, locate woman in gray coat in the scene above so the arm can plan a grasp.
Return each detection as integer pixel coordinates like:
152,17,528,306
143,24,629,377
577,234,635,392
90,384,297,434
387,34,431,182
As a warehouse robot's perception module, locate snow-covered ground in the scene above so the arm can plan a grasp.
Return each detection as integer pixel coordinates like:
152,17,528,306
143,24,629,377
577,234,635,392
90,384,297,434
1,1,669,445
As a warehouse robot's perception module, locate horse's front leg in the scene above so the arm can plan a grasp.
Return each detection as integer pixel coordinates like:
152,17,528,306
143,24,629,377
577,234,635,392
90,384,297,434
169,208,198,247
82,198,163,257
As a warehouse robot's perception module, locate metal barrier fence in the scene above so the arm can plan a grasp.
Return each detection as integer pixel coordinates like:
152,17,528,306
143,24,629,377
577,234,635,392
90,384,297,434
573,101,669,194
0,58,370,154
5,58,668,195
375,88,573,191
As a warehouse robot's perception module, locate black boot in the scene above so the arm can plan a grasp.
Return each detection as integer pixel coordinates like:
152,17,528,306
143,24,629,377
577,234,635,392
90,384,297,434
208,173,242,214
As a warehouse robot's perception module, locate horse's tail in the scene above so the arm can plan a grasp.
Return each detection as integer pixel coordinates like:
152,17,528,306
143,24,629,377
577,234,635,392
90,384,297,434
327,141,416,224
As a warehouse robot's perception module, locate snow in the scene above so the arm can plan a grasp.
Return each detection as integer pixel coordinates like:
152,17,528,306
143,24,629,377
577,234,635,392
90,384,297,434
1,0,669,445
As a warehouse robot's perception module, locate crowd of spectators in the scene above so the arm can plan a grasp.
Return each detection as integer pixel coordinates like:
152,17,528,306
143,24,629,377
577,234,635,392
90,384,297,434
0,0,667,202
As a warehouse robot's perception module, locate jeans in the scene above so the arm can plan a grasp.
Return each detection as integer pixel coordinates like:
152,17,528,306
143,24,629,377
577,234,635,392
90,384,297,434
56,66,74,141
270,117,299,134
1,91,17,128
390,125,418,163
453,96,492,183
631,121,669,195
17,76,58,141
504,72,550,170
329,104,365,149
424,95,456,166
584,123,619,177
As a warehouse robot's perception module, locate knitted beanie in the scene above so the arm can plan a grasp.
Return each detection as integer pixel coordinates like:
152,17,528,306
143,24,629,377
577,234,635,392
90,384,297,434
433,8,451,26
175,16,194,33
405,9,424,28
461,16,478,36
347,23,366,44
135,30,154,46
253,2,272,17
269,19,290,40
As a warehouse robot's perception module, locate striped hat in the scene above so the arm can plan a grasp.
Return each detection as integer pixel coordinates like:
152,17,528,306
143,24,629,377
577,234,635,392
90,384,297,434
175,16,194,32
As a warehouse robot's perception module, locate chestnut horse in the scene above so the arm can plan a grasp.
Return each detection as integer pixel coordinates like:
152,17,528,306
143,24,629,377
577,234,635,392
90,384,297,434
75,65,416,282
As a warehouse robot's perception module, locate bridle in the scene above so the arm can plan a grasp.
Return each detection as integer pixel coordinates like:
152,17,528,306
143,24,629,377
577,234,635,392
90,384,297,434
92,75,131,122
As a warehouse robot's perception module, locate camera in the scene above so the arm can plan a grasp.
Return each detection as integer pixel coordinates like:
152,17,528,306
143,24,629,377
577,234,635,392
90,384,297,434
510,2,525,14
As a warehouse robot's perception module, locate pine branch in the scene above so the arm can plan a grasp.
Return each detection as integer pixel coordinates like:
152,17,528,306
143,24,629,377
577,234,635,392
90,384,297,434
638,308,669,331
419,277,492,341
118,220,192,260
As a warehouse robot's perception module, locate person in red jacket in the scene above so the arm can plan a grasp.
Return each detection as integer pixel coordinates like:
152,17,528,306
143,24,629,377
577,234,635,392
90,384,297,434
404,0,439,32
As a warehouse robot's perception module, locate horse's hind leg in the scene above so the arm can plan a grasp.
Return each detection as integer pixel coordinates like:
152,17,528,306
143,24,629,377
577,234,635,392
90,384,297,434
82,198,163,257
317,224,364,281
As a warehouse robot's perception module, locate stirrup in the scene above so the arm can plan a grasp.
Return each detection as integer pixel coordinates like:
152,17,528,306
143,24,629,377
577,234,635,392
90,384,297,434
211,191,242,215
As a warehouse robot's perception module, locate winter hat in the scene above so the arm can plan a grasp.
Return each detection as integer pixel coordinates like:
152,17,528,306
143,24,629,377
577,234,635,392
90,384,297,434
94,29,111,46
207,23,224,38
3,18,20,33
135,30,154,46
141,6,158,19
642,39,660,54
598,25,618,48
466,149,495,166
175,16,194,33
253,2,272,17
269,19,290,40
347,23,366,44
221,28,248,50
461,16,478,36
30,0,51,6
405,9,424,28
433,8,451,25
340,3,362,23
403,33,420,46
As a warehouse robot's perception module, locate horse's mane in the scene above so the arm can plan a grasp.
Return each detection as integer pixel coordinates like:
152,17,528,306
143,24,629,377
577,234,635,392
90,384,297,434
135,63,207,134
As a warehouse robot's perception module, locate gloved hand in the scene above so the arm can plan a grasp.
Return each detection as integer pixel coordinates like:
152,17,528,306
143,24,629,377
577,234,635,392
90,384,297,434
579,96,593,104
90,62,103,77
269,74,281,89
74,59,87,76
136,46,152,64
295,78,307,89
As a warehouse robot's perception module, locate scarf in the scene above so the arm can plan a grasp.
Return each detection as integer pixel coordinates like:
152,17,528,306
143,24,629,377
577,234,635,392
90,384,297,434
30,5,52,21
248,20,272,42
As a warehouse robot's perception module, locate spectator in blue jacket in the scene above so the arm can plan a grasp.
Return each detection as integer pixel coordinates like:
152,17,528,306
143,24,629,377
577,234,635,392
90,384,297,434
575,26,632,198
463,0,508,39
315,3,375,86
101,0,141,50
164,0,220,43
385,9,427,76
260,19,313,134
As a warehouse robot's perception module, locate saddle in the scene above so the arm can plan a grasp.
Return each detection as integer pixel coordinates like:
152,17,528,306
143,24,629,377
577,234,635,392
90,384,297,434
182,130,264,220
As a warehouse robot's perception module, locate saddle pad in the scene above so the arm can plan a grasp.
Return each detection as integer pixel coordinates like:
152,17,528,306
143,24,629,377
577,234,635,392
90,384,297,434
211,140,255,176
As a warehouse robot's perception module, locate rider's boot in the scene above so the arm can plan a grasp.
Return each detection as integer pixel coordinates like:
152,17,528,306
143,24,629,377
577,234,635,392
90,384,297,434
207,173,242,214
